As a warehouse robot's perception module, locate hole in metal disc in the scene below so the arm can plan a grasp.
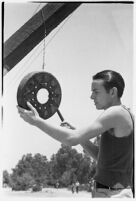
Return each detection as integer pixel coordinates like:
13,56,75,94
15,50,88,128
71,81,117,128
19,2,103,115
37,88,49,104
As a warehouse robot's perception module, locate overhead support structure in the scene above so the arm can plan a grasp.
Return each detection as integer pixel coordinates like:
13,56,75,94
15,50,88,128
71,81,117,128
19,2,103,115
3,2,81,76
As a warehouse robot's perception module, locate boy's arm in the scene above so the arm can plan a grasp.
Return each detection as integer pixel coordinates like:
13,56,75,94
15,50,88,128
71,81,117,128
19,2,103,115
60,121,99,161
17,103,120,146
80,140,99,161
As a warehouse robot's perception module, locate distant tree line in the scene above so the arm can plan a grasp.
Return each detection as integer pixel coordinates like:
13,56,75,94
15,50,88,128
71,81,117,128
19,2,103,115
3,141,99,191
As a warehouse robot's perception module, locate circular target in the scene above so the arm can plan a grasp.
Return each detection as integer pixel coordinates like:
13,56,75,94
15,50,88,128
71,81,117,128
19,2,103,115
17,71,62,119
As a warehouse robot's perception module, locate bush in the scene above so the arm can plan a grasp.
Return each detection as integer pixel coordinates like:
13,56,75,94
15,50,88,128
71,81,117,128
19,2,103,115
32,184,42,192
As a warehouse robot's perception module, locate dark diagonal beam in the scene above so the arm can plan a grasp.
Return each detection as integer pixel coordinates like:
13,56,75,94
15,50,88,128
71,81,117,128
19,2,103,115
3,2,81,75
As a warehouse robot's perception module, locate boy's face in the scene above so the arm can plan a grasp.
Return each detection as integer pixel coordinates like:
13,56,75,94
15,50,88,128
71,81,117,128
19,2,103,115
91,79,113,110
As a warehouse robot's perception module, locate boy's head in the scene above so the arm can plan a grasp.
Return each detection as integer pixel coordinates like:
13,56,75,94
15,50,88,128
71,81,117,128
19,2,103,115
92,70,125,98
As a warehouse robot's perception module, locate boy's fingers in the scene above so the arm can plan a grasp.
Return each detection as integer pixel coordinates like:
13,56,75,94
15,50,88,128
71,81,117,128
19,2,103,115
60,122,67,126
27,102,35,111
17,105,26,112
27,102,39,115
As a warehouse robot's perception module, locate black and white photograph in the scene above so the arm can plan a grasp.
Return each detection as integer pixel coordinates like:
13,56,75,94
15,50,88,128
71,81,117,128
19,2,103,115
1,0,135,199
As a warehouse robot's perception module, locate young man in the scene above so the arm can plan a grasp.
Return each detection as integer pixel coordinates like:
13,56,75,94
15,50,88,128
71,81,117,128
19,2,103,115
17,70,134,198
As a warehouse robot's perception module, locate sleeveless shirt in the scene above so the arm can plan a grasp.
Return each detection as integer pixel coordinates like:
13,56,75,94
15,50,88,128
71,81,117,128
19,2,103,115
94,106,134,188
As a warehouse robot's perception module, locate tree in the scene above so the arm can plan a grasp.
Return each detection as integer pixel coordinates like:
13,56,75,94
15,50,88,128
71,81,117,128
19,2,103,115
3,170,11,187
11,173,35,191
31,153,49,186
77,154,92,184
10,153,49,190
3,141,98,190
49,144,93,186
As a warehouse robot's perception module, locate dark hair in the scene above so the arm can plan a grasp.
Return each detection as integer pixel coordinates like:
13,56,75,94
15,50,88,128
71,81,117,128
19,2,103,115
92,70,125,98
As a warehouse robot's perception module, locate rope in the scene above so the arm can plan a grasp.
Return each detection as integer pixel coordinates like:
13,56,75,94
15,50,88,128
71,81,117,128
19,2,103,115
4,3,45,90
41,9,46,71
45,12,73,48
4,41,42,92
32,3,42,16
5,6,75,92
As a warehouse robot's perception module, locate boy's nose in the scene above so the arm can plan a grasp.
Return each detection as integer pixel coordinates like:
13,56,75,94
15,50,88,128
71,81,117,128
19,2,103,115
90,93,94,100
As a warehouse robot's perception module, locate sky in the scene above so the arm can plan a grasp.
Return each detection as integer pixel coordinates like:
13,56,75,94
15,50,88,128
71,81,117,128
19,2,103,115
1,1,134,174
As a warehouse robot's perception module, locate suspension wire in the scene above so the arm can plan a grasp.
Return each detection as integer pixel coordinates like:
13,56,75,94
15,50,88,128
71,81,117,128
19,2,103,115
41,9,46,71
5,10,74,92
4,42,43,92
32,3,42,16
4,3,44,89
45,13,73,49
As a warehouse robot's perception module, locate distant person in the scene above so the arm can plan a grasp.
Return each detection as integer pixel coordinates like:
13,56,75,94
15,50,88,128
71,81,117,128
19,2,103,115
55,181,59,189
75,181,80,193
17,70,134,198
89,178,94,193
71,182,75,193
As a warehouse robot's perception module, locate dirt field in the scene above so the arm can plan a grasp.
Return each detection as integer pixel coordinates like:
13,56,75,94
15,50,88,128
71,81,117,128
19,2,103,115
2,187,92,198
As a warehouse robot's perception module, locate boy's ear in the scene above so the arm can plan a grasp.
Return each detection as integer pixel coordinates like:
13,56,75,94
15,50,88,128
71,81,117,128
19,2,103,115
110,87,118,97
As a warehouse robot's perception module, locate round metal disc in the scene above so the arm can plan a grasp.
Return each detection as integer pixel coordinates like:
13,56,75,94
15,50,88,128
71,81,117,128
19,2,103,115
17,71,62,119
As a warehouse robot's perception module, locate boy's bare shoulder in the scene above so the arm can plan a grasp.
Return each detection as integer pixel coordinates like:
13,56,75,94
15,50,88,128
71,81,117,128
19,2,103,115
103,105,124,117
105,105,128,116
104,105,133,129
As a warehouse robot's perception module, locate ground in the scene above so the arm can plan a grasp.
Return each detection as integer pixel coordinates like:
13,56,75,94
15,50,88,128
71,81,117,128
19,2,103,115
2,187,92,198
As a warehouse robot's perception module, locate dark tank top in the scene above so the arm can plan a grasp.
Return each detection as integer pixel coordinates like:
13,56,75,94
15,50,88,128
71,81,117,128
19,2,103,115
94,106,134,188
